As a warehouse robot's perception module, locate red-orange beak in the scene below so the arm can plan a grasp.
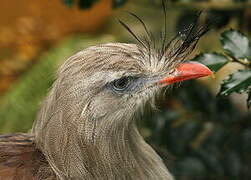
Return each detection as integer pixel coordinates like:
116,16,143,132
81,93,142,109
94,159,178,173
159,61,213,86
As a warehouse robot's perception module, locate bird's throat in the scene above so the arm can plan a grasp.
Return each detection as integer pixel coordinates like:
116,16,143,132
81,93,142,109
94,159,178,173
34,117,173,180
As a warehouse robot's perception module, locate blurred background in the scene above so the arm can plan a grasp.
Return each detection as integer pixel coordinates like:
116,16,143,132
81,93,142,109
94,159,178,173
0,0,250,179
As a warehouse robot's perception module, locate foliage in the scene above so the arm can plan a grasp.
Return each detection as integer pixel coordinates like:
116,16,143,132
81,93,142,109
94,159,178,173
192,53,228,72
145,0,251,33
220,30,251,59
193,30,251,108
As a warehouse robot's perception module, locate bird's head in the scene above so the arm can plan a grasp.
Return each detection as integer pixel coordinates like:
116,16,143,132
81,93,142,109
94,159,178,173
63,43,211,120
34,41,211,138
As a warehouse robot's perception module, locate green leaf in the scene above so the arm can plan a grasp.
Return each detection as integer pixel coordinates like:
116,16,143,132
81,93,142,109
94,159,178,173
220,30,251,60
192,53,228,72
219,69,251,96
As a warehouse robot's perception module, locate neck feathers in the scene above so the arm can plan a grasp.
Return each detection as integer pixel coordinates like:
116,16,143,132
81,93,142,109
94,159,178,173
31,71,173,180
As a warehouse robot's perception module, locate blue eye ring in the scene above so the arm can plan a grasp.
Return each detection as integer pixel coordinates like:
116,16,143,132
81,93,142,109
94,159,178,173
112,76,132,91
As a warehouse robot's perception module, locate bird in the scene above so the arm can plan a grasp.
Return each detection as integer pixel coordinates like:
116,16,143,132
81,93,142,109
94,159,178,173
0,11,212,180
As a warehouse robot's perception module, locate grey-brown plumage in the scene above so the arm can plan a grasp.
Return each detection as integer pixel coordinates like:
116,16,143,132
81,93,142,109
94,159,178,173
0,12,210,180
0,133,55,180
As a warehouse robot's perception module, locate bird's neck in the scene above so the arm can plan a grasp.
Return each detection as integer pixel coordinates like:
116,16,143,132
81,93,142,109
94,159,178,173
34,122,173,180
63,124,173,180
32,92,173,179
81,124,173,180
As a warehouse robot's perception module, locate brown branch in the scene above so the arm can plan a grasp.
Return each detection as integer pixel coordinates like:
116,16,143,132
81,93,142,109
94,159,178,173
228,55,251,69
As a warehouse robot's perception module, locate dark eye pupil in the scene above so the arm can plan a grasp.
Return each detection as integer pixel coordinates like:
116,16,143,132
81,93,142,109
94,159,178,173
113,77,130,90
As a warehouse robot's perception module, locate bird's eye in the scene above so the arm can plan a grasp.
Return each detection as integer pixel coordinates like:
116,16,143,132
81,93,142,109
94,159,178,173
112,77,132,91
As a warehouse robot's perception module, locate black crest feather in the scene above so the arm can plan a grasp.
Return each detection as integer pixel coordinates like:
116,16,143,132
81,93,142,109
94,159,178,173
119,0,210,68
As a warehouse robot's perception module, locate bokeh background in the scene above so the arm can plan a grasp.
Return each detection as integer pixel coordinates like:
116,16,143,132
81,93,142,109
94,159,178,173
0,0,250,179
